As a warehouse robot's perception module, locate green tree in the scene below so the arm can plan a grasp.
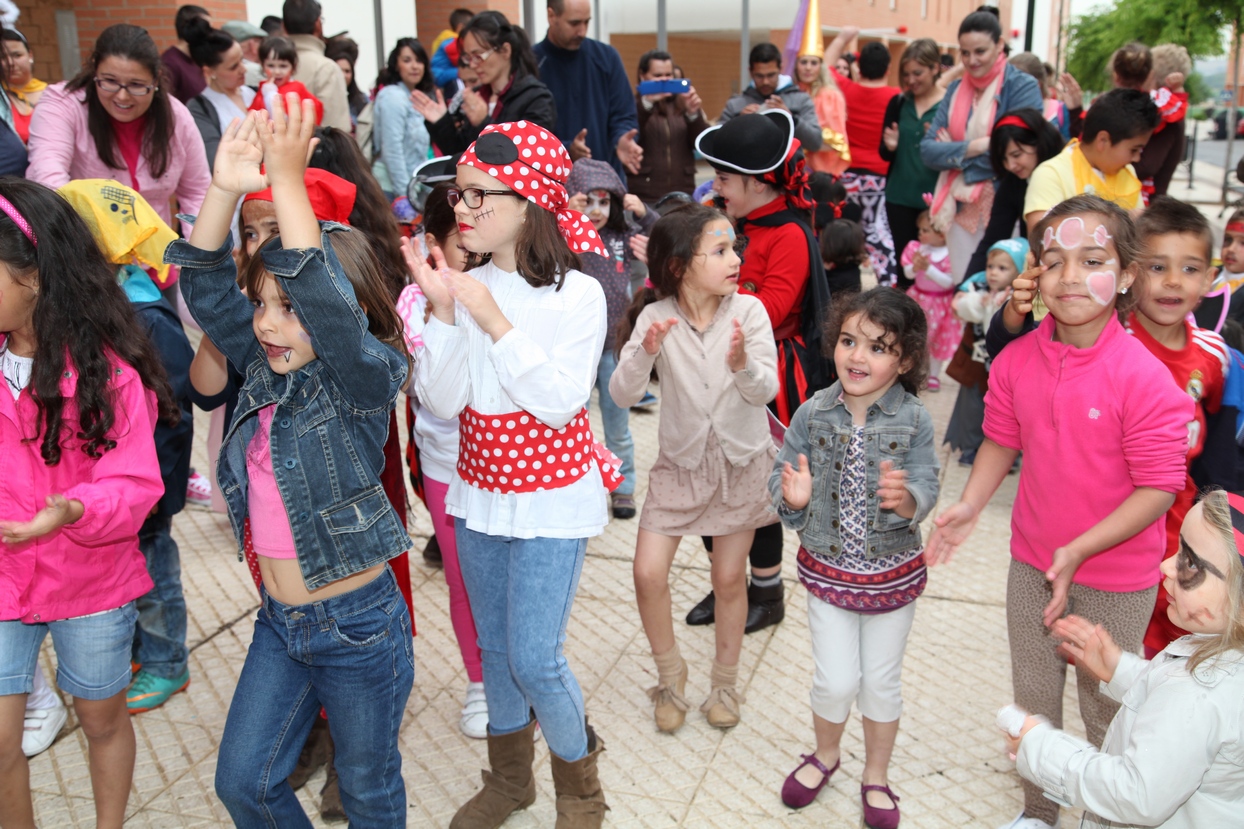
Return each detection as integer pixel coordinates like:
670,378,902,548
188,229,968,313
1066,0,1234,92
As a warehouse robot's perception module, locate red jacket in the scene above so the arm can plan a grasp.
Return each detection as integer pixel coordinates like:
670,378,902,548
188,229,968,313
0,348,161,622
737,197,810,341
250,80,325,125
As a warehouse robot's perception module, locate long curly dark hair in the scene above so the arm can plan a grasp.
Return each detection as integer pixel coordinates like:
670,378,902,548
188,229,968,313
309,126,408,301
66,24,175,180
375,37,437,95
0,178,179,465
823,287,929,394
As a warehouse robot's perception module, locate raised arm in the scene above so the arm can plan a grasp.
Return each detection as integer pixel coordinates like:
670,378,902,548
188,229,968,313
823,26,858,74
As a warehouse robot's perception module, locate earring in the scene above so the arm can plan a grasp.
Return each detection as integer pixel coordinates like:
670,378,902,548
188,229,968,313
1119,287,1128,294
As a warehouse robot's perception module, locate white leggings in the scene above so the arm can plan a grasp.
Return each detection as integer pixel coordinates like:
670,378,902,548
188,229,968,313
808,594,916,724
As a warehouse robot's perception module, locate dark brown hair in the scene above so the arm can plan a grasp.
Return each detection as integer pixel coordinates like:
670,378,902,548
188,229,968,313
513,205,582,290
242,228,411,373
66,24,174,180
0,178,179,465
819,219,867,268
823,287,929,394
1135,195,1214,266
308,126,407,300
1030,194,1141,319
259,35,298,66
615,203,726,352
1111,41,1153,89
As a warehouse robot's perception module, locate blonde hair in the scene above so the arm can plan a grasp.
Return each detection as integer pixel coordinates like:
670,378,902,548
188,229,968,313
1188,489,1244,674
1151,44,1191,86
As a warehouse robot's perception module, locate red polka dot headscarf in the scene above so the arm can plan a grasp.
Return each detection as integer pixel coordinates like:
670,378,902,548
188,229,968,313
458,120,610,258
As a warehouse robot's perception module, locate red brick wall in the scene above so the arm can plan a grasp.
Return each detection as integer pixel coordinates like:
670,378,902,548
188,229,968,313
416,0,522,56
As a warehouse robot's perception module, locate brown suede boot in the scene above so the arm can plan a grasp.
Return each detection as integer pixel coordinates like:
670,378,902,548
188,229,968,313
449,720,538,829
288,717,332,790
549,724,608,829
647,643,689,733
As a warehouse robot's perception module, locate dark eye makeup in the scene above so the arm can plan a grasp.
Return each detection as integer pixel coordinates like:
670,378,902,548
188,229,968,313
1176,536,1226,590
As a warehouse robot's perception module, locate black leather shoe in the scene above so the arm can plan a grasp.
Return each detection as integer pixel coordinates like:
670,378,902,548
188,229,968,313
685,590,715,626
744,581,785,634
421,534,443,567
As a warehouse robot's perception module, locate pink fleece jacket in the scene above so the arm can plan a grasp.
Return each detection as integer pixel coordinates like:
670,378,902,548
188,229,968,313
26,82,210,237
0,350,162,623
983,315,1192,592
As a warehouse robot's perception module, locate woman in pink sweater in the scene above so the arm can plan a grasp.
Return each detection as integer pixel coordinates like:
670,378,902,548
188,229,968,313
26,24,210,241
926,195,1193,829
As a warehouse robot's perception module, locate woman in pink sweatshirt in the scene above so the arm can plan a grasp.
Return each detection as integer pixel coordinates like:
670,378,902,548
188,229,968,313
0,179,175,829
926,195,1194,829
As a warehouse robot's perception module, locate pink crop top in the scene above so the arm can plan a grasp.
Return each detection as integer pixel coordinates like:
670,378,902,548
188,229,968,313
246,406,298,559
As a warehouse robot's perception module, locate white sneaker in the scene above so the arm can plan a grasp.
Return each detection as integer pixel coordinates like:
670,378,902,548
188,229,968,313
996,812,1058,829
459,682,488,739
22,696,68,758
186,471,212,508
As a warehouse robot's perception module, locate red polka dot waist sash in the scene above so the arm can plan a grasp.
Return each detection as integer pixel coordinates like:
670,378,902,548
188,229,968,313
456,406,624,494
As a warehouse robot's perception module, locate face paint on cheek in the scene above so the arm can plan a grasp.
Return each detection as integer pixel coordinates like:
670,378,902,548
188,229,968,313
284,351,291,363
1085,271,1117,305
472,208,495,223
1042,226,1055,251
298,331,311,343
1092,223,1113,248
1054,216,1084,249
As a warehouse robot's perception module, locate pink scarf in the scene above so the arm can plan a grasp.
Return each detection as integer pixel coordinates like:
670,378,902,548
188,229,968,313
928,53,1007,230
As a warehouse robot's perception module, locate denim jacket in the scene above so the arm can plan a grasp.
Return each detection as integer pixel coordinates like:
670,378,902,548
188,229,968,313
918,66,1043,185
166,223,411,589
768,381,939,558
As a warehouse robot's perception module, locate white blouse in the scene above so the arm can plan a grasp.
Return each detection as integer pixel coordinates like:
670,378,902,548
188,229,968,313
415,262,609,539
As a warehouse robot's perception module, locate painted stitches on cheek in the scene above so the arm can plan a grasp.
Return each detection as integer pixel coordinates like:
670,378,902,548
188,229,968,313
472,207,496,223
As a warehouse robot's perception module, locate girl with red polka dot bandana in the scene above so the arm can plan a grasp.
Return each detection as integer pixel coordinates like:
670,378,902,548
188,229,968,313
402,120,614,829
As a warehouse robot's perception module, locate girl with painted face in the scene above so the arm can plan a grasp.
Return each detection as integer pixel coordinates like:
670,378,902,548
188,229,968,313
927,195,1195,829
1003,488,1244,829
403,120,616,829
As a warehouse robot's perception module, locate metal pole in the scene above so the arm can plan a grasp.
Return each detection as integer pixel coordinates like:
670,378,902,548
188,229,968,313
1188,119,1197,190
523,0,537,38
1023,0,1035,53
1054,0,1066,73
739,0,749,94
1224,20,1241,206
373,0,385,75
593,0,601,42
657,0,668,52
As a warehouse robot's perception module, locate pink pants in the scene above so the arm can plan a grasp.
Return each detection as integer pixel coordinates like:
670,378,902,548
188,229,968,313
425,476,483,682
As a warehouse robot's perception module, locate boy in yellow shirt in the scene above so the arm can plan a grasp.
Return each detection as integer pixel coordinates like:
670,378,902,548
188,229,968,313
1023,88,1159,227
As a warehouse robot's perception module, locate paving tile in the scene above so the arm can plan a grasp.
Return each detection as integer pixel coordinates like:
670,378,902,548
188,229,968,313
30,316,1089,827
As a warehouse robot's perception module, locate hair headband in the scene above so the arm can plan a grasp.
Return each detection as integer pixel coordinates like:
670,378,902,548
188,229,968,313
0,195,36,247
994,114,1032,132
1225,493,1244,562
1226,222,1244,236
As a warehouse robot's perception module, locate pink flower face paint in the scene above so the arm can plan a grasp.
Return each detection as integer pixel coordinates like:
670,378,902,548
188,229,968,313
1054,216,1084,250
1086,271,1117,305
1092,223,1112,248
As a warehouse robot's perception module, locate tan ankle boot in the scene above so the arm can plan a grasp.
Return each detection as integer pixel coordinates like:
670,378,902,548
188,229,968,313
701,659,744,729
647,644,689,733
549,724,608,829
449,720,538,829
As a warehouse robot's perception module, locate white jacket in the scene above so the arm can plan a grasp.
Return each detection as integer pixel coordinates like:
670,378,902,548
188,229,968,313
1017,636,1244,828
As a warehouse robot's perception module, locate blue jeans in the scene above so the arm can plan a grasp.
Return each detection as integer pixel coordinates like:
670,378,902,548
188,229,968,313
594,349,635,495
455,520,589,761
133,514,189,678
0,603,137,700
215,568,414,829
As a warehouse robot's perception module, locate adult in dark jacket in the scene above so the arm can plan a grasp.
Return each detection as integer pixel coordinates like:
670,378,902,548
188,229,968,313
719,42,822,154
411,11,556,155
630,49,709,202
963,108,1063,278
533,0,642,184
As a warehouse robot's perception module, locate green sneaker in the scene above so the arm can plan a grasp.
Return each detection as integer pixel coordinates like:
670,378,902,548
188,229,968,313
126,669,190,714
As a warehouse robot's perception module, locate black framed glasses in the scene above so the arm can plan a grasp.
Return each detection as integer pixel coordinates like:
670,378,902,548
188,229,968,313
94,77,157,97
446,186,524,210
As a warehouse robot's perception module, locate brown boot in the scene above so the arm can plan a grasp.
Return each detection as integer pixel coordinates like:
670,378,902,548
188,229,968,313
319,762,347,823
647,643,689,733
549,725,608,829
287,716,332,791
450,719,538,829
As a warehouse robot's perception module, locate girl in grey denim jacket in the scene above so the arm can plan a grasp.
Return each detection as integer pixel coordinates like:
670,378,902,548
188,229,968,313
767,288,939,827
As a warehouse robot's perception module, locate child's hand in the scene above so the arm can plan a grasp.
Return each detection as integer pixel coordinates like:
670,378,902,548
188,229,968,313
912,252,929,272
1002,714,1044,759
1004,262,1043,332
1043,545,1084,628
925,502,980,566
876,461,910,511
255,93,318,188
642,318,678,355
781,454,813,511
726,318,747,372
444,269,511,341
1163,72,1185,93
211,116,266,196
0,495,83,545
623,193,647,218
400,238,454,323
567,192,588,213
1058,72,1083,109
630,234,649,265
1052,615,1121,684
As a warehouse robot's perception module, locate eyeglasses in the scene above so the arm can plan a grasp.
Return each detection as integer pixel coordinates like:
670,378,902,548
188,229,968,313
94,77,157,97
463,47,496,66
446,186,524,210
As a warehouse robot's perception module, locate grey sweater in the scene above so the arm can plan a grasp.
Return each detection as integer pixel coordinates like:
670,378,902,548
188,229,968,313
718,83,823,152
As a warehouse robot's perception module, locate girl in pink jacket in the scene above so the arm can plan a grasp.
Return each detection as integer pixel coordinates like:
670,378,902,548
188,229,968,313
926,195,1194,829
0,179,175,829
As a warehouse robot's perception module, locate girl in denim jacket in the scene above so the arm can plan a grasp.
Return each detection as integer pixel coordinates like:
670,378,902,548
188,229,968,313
769,288,939,829
166,98,414,828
